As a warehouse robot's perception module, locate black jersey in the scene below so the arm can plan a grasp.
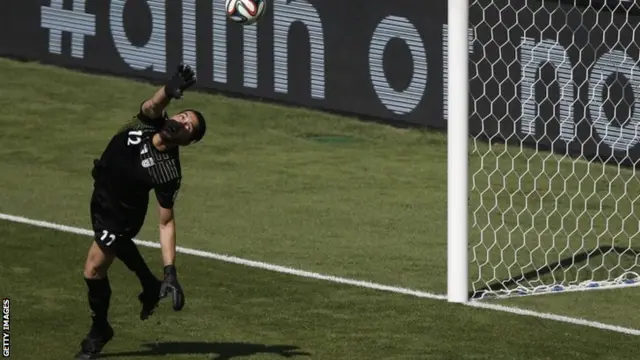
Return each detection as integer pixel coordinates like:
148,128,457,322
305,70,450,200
90,108,182,237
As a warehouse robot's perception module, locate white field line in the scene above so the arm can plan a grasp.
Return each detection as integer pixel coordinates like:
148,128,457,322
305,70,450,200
1,212,640,336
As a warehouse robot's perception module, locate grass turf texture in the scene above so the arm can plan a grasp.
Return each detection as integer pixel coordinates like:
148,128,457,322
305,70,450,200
0,57,639,358
1,220,639,360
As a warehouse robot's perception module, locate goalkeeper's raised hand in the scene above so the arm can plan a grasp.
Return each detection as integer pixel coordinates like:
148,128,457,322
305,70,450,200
164,63,197,99
159,265,185,311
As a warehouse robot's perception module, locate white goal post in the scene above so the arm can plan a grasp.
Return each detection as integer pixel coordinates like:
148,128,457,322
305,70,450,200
447,0,640,302
448,0,471,303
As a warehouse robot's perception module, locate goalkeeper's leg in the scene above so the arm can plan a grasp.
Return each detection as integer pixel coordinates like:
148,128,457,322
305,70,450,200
114,238,162,320
76,241,116,359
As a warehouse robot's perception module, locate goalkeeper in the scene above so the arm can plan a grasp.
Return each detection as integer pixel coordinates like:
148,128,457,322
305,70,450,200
75,64,207,359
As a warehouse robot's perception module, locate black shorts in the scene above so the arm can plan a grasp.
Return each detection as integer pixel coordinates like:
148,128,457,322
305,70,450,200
90,190,146,247
90,196,141,251
92,227,133,250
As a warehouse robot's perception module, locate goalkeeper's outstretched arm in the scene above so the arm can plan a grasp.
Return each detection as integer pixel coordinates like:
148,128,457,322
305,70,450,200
141,63,197,120
141,86,172,120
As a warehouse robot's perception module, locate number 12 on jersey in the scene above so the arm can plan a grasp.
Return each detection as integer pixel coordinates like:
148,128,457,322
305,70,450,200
127,130,143,146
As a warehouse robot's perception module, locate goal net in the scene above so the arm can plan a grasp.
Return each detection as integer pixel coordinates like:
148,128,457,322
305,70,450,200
462,0,640,300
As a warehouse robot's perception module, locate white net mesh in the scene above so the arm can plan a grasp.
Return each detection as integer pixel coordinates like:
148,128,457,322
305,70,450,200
468,0,640,299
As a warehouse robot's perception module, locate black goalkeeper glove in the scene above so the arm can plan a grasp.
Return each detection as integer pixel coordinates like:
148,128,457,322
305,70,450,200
159,265,185,311
164,63,197,99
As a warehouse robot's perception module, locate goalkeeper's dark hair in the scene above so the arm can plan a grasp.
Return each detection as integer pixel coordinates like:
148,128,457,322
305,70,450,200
184,108,207,143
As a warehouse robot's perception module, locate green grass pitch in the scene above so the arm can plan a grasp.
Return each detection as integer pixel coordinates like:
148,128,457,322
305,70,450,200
0,57,639,359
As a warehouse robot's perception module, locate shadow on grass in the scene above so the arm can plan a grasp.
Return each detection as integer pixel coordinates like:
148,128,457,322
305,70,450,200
99,341,312,359
471,245,640,299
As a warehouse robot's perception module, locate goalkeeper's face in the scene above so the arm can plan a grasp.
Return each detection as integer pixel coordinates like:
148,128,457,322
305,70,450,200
160,110,200,146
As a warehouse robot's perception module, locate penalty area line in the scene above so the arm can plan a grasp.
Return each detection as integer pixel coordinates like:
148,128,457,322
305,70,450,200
1,212,640,336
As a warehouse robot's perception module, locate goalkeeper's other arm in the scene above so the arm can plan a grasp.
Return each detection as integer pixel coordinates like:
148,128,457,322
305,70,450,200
157,203,185,311
158,204,177,267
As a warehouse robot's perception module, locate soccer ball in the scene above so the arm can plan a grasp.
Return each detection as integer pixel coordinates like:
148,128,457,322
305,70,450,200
225,0,267,25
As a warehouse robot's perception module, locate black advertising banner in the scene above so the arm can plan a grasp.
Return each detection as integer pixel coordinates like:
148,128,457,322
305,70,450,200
0,0,447,127
2,0,640,166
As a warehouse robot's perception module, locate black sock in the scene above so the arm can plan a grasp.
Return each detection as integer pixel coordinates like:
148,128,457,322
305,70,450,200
85,277,111,327
115,239,159,292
